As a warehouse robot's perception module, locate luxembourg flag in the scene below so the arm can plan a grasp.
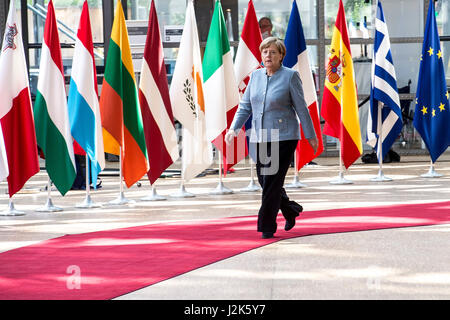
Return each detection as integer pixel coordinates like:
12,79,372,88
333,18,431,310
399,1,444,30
283,0,323,170
68,0,105,187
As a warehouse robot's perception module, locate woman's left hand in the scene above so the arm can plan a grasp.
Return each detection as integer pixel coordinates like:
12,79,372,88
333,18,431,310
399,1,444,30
308,137,319,154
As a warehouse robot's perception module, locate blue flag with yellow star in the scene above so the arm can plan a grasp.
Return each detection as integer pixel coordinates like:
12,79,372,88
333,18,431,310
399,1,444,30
413,0,450,163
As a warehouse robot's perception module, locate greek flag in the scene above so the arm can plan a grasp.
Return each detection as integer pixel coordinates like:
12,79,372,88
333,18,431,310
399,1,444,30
367,1,403,161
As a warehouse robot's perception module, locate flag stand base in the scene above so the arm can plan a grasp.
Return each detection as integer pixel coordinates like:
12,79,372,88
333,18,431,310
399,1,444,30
285,175,307,188
141,187,166,201
209,181,233,195
76,194,101,208
240,179,261,192
421,165,442,178
36,198,63,212
170,184,195,198
109,192,135,205
370,169,393,182
330,171,353,185
0,200,25,216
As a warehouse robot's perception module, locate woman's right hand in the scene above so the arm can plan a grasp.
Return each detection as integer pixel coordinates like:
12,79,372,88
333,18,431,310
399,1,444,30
225,130,236,145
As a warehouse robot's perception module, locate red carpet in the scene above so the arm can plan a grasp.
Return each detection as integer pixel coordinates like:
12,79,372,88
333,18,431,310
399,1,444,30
1,201,450,300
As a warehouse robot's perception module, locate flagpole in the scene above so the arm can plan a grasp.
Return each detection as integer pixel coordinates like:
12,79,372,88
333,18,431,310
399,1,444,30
0,197,25,216
240,160,261,192
141,183,166,201
421,159,443,178
330,140,353,184
108,148,135,205
36,177,63,212
170,160,195,198
371,102,392,182
76,156,101,208
209,149,233,195
285,151,307,188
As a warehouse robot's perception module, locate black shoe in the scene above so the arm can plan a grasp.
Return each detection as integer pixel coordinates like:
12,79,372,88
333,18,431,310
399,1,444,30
284,218,296,231
262,232,274,239
284,203,303,231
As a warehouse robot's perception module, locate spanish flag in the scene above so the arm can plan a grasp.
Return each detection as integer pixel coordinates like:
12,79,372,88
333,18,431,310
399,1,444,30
321,0,362,169
99,0,148,187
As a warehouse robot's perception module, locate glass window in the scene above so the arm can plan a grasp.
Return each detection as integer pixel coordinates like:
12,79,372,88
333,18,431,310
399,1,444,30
28,0,103,44
325,0,373,39
26,1,104,99
126,0,186,35
238,0,317,39
436,0,450,36
380,0,424,38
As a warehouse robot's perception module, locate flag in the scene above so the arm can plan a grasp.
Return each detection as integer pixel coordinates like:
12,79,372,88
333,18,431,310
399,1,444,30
139,0,179,185
0,124,8,182
234,0,262,162
367,0,402,162
34,0,76,195
170,0,213,182
0,0,39,194
320,0,362,169
413,0,450,163
68,0,105,188
283,0,323,171
100,0,148,188
203,0,243,173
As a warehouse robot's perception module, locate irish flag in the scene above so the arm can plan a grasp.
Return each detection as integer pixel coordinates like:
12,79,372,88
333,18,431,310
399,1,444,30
100,0,148,188
68,0,105,188
170,0,213,182
203,0,243,173
0,0,39,195
34,0,76,195
284,0,323,171
139,0,179,185
320,0,362,169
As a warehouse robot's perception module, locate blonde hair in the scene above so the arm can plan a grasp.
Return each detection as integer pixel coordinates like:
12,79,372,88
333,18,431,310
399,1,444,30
259,37,286,60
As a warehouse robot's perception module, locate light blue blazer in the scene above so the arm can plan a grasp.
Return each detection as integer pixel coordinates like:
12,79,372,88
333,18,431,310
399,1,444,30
230,66,316,143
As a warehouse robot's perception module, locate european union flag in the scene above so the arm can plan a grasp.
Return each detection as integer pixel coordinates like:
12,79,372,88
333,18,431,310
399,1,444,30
413,0,450,163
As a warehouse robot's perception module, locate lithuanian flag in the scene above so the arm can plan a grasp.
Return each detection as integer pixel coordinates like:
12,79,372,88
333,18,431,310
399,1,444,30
320,0,362,169
99,0,148,187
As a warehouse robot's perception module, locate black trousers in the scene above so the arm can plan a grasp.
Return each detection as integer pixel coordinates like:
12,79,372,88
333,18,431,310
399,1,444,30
254,139,301,233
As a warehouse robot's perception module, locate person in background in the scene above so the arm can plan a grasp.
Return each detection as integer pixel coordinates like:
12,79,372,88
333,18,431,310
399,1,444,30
225,37,318,239
258,16,273,39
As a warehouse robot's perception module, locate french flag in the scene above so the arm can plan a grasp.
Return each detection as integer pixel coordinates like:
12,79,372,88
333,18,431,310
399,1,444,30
68,0,105,187
283,0,323,170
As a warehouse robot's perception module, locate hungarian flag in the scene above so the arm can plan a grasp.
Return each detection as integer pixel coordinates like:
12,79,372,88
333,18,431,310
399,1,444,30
203,0,243,173
284,0,323,171
170,0,213,182
34,0,76,195
68,0,105,188
234,0,261,162
100,0,148,188
320,0,362,169
139,0,179,185
0,0,39,195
